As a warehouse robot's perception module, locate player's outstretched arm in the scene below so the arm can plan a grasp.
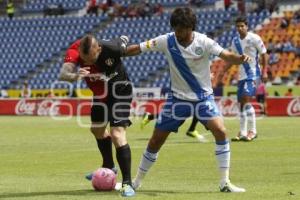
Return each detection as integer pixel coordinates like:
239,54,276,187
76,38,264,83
59,63,90,82
219,49,251,65
124,44,142,57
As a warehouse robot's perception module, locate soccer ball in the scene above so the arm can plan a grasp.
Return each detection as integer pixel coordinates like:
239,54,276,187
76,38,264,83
92,168,117,191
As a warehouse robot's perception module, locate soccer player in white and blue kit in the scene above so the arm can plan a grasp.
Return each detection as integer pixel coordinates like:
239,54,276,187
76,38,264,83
229,16,268,142
125,7,251,193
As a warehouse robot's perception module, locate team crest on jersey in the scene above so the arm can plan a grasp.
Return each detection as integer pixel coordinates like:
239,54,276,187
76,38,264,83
105,58,114,66
195,47,204,56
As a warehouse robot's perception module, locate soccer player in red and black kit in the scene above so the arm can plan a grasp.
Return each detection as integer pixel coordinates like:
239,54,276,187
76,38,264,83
59,34,135,197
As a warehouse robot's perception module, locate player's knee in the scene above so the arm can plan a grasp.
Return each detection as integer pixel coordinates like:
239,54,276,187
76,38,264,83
244,104,254,114
211,125,227,138
90,127,96,135
90,127,106,138
218,126,227,135
110,127,127,147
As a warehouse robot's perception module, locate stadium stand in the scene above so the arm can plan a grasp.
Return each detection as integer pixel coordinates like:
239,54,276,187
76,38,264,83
113,0,216,7
22,0,86,13
0,14,105,89
1,0,299,93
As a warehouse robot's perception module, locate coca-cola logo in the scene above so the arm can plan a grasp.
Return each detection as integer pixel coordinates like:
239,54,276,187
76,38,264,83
287,98,300,116
37,99,60,116
15,99,36,115
217,97,239,116
15,99,61,116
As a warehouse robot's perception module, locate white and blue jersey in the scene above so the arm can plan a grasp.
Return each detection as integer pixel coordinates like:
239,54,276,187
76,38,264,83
230,32,266,81
140,32,224,101
230,32,266,99
139,32,223,132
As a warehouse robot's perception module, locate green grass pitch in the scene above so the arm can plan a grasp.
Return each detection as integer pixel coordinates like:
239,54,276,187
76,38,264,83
0,116,299,200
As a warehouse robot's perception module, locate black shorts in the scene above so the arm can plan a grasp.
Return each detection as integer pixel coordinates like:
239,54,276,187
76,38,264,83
91,83,132,127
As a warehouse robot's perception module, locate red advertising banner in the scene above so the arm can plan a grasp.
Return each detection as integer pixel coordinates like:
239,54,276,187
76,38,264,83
0,98,91,116
131,97,300,117
0,97,299,116
266,97,300,116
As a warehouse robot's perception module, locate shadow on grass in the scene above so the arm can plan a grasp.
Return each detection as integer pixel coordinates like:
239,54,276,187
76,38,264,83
137,189,216,197
0,189,118,199
0,189,217,199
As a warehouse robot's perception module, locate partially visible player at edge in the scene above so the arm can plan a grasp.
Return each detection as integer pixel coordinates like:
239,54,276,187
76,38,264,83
124,7,250,192
226,16,268,142
59,35,135,197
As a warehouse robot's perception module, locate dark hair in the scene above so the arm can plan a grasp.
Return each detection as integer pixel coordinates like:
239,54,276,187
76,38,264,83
79,35,94,55
235,16,248,25
170,7,197,31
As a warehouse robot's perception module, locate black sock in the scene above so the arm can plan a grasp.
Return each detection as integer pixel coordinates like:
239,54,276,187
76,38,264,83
96,137,115,169
116,144,132,186
187,115,198,132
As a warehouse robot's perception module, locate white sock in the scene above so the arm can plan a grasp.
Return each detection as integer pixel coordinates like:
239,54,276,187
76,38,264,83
246,105,256,133
239,111,247,136
215,140,230,185
134,148,158,184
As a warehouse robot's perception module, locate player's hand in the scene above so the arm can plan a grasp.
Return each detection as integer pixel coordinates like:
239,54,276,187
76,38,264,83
241,54,251,63
77,67,90,79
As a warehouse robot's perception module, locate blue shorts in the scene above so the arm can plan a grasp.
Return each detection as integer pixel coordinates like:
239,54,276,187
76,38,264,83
237,79,259,101
155,95,221,133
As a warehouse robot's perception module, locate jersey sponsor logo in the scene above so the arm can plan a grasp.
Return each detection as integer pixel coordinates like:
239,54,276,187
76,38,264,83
105,58,114,66
195,46,204,56
244,45,252,53
88,72,118,82
287,97,300,116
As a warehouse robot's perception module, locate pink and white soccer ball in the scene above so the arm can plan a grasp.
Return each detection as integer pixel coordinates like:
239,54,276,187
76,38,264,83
92,168,117,191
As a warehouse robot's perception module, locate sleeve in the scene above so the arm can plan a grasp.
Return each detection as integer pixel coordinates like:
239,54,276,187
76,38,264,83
64,48,80,64
140,34,167,53
254,35,267,54
205,37,224,56
101,39,123,57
